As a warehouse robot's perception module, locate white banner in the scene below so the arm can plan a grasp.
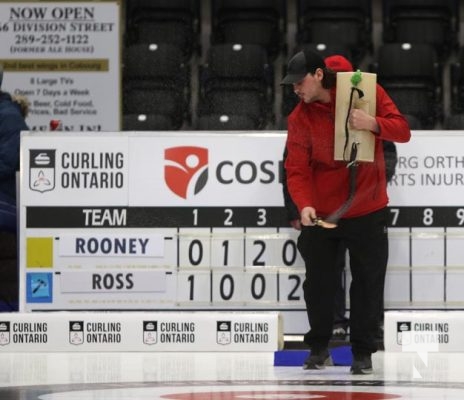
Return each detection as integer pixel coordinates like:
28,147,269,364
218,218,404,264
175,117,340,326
388,131,464,206
20,130,464,207
385,311,464,352
0,312,283,352
21,132,286,206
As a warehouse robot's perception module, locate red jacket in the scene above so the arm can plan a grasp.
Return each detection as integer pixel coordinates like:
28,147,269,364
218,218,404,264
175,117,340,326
285,84,411,219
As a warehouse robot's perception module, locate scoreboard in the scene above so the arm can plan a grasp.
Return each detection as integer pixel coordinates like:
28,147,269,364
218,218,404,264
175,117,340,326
19,131,464,333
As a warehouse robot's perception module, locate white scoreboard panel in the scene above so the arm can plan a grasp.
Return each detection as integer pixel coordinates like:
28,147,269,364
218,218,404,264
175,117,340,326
19,131,464,334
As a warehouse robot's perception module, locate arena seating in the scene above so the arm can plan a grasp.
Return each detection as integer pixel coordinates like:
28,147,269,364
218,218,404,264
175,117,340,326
120,0,464,131
197,43,274,129
125,0,201,61
382,0,460,61
371,43,443,129
210,0,287,61
122,43,190,130
450,46,464,114
296,0,373,65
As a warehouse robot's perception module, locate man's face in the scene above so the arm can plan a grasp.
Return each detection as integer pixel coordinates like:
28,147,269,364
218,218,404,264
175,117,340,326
292,68,324,103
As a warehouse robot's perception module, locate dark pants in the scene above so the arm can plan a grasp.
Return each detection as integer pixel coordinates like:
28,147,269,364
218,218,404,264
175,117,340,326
297,208,388,355
333,242,349,329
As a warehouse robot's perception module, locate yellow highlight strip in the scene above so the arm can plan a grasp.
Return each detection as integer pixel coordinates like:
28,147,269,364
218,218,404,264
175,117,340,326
2,59,109,72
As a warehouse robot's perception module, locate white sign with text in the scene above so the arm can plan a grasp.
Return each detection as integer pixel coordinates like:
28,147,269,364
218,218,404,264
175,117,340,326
0,1,120,131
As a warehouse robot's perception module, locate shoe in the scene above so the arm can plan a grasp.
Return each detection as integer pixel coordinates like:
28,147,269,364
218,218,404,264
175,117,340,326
350,354,373,375
303,348,333,370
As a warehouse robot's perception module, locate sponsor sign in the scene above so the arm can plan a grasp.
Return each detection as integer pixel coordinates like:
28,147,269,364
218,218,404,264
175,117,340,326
21,133,129,205
385,311,464,352
0,1,121,131
129,134,286,206
21,130,464,207
388,131,464,206
0,312,282,352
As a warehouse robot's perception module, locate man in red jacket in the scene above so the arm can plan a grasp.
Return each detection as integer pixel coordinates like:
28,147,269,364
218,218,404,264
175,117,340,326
282,50,410,374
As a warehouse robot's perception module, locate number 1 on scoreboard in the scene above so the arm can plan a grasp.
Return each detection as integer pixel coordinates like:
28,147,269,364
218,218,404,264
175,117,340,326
176,269,211,304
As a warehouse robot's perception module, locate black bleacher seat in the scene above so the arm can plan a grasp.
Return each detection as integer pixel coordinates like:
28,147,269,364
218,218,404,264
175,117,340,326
123,114,177,131
125,0,201,61
197,89,270,130
210,0,286,61
451,47,464,114
200,43,273,98
197,43,274,129
123,89,187,130
403,114,423,130
195,114,258,130
443,114,464,130
372,43,443,129
296,0,372,65
123,43,190,130
294,43,354,63
382,0,460,61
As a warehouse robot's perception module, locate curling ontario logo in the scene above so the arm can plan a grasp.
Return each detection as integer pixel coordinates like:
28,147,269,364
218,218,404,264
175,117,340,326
217,321,231,345
143,321,158,345
397,321,412,345
69,321,84,345
0,322,10,346
164,146,208,199
29,150,56,193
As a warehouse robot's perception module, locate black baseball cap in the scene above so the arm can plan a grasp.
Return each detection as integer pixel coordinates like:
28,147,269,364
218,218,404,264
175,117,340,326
281,50,326,85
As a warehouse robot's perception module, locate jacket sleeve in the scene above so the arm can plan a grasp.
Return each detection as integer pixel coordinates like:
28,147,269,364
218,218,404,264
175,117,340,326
375,84,411,143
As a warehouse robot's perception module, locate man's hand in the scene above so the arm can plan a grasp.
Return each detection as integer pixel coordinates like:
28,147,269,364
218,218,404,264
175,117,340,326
349,108,379,133
300,206,317,226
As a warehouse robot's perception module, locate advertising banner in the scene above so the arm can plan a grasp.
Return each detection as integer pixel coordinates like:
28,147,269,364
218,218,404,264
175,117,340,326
0,312,283,352
385,311,464,353
0,1,120,131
